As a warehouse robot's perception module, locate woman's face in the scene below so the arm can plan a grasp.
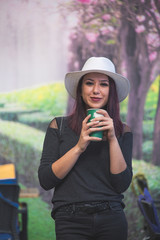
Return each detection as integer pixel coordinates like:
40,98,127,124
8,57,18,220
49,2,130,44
81,72,110,109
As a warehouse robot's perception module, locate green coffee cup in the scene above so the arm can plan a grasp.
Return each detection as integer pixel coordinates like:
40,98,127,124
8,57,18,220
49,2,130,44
87,108,103,139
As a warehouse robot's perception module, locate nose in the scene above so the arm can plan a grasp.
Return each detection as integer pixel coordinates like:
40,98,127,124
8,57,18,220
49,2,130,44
93,83,100,94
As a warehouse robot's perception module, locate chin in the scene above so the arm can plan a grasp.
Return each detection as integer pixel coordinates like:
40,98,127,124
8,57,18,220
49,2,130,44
88,105,103,109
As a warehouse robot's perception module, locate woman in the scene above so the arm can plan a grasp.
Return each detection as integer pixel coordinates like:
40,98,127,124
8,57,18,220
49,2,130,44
38,57,133,240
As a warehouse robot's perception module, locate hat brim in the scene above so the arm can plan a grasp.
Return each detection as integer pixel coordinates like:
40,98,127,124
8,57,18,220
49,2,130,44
65,69,130,102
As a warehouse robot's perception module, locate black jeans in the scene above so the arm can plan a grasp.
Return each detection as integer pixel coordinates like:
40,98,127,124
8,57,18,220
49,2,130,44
54,202,128,240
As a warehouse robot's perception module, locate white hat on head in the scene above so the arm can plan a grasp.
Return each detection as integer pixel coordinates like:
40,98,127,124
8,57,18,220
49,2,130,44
65,57,130,102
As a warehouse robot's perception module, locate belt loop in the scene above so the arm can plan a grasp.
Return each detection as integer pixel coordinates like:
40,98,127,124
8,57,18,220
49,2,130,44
72,203,76,214
108,201,112,209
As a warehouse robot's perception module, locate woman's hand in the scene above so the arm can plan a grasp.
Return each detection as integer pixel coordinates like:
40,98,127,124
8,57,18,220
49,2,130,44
76,114,102,153
93,109,116,142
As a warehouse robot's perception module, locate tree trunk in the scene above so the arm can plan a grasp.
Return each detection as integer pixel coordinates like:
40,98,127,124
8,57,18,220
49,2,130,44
119,13,152,159
127,78,148,159
152,79,160,165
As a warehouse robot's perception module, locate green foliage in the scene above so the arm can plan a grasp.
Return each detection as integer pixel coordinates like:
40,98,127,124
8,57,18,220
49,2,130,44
0,102,5,108
120,97,128,112
106,39,116,45
143,120,154,141
0,120,45,183
120,111,127,122
142,140,153,162
0,105,38,121
144,75,159,119
20,197,55,240
144,108,156,121
0,83,68,116
132,159,160,190
18,112,54,131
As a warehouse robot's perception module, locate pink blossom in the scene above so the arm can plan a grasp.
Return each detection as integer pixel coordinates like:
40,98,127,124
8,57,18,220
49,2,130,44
147,33,156,44
107,26,114,32
100,27,109,35
74,61,79,69
135,25,145,33
70,32,77,40
102,14,111,21
85,32,99,43
77,0,91,3
149,51,157,62
149,20,153,26
136,15,146,22
147,33,160,48
92,0,98,4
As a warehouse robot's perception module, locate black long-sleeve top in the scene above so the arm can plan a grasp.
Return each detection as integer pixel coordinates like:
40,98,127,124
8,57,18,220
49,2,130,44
38,117,133,212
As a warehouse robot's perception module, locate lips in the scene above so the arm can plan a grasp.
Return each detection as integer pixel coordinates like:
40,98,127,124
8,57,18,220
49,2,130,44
91,97,102,102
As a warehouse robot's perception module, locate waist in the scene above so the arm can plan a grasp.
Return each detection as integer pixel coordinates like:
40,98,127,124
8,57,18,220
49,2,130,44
55,201,123,215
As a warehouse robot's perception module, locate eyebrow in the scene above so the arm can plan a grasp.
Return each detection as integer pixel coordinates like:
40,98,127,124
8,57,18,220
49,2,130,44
84,78,109,82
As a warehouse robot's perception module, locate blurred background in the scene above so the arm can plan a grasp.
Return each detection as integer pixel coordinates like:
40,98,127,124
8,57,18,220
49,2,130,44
0,0,160,239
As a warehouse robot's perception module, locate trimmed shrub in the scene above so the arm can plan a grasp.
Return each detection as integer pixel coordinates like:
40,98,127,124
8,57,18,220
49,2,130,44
0,83,68,116
18,112,54,131
0,102,5,108
0,104,38,121
0,120,45,184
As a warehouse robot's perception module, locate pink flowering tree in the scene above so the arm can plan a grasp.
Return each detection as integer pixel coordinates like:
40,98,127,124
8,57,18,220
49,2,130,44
62,0,160,162
118,0,160,162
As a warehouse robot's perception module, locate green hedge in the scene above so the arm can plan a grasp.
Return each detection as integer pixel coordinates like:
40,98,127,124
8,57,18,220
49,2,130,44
0,120,45,184
0,104,38,121
17,112,54,131
0,83,68,116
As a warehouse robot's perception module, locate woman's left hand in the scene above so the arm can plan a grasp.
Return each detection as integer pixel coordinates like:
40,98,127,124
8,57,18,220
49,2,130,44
92,109,116,142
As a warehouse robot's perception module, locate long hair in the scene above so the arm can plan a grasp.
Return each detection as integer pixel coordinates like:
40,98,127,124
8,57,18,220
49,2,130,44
68,76,123,137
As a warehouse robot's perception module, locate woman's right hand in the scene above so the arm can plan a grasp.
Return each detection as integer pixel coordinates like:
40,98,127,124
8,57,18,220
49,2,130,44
76,114,102,153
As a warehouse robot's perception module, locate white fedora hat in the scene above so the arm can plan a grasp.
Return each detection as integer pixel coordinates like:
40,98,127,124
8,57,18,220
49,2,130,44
65,57,130,102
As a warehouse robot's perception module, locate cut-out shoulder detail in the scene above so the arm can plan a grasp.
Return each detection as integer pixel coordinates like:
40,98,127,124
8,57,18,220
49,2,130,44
123,123,131,133
49,118,58,129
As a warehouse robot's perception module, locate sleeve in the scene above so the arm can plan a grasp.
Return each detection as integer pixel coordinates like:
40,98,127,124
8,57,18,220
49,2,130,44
38,127,62,190
110,132,133,193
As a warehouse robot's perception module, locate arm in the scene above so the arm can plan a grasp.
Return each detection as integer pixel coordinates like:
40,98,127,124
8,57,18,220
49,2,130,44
109,131,133,193
93,110,133,193
109,136,127,174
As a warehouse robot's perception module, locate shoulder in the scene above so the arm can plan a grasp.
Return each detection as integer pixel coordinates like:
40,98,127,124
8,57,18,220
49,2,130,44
49,118,58,129
49,116,68,129
122,123,132,134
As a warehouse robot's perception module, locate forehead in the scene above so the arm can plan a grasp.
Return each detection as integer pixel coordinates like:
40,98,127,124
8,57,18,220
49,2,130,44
83,72,109,80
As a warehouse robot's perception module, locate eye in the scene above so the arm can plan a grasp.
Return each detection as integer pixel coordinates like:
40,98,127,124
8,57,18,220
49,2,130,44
85,81,93,85
100,82,109,87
